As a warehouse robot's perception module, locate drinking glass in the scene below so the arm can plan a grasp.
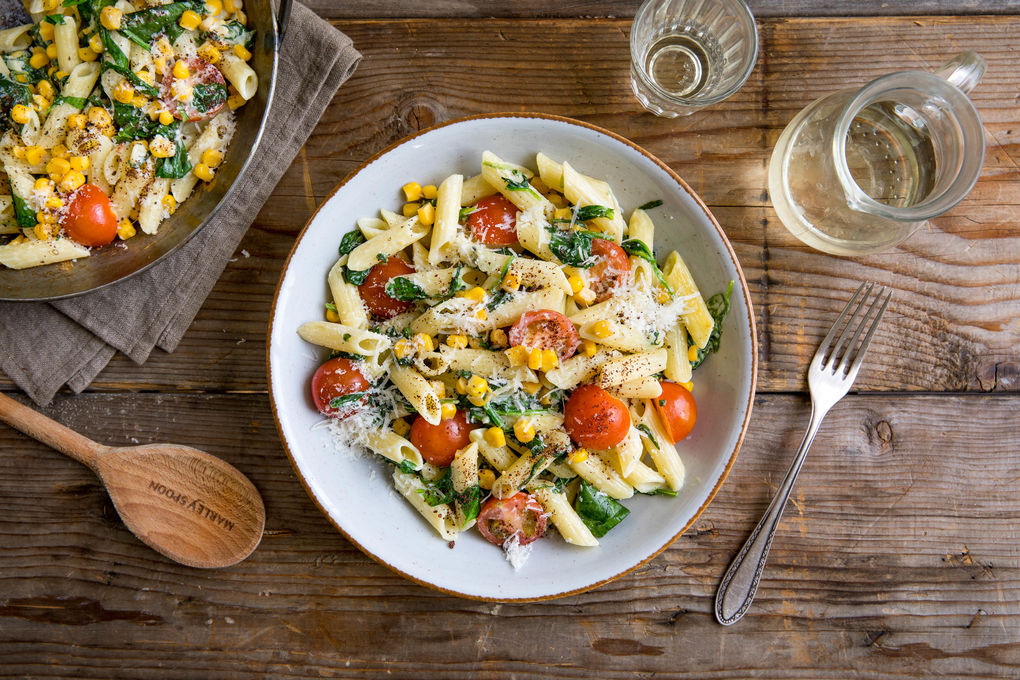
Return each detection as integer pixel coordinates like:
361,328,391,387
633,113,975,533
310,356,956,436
629,0,759,117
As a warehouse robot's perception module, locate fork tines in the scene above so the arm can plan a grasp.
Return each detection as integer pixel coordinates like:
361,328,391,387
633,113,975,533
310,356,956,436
819,282,892,375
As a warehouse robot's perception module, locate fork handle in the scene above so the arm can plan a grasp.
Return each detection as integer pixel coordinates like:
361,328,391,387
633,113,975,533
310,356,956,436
714,401,827,625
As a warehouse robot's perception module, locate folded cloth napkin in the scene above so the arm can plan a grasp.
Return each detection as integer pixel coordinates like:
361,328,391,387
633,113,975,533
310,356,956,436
0,3,360,405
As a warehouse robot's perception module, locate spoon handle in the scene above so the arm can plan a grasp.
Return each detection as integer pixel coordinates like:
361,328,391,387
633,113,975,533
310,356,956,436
0,393,107,468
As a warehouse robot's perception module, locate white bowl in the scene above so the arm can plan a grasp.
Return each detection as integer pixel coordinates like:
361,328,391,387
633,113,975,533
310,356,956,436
268,113,757,601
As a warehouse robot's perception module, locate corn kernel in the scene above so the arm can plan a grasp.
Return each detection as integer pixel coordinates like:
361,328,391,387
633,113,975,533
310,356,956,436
149,136,175,158
235,9,247,25
591,319,614,339
446,334,468,350
412,333,434,353
655,287,672,304
478,468,496,490
455,376,469,395
35,209,56,224
430,380,446,399
89,33,104,53
24,146,45,166
422,184,438,200
569,448,589,464
325,308,340,323
170,60,188,81
33,177,53,193
687,344,699,362
14,74,27,83
541,349,558,370
45,43,58,59
87,107,111,127
197,43,221,64
11,104,31,125
232,44,251,61
67,113,86,130
59,170,86,193
46,156,70,177
54,69,68,81
527,347,543,371
553,206,572,220
44,195,62,210
77,47,98,62
100,6,122,30
401,202,418,217
31,94,50,112
111,80,134,104
392,417,410,436
115,219,135,240
39,22,55,41
522,381,541,395
393,339,413,359
223,0,239,13
33,223,53,240
501,272,520,292
575,287,596,306
68,156,88,173
490,328,507,347
505,345,528,367
13,146,27,159
29,51,49,69
461,286,485,303
474,308,487,321
467,375,488,398
416,202,435,227
479,427,504,449
440,402,457,420
161,195,177,215
227,93,245,110
468,392,488,407
679,381,693,392
401,182,422,202
568,275,584,295
513,418,536,444
193,163,214,182
35,81,54,101
179,9,202,30
581,339,597,357
205,0,224,14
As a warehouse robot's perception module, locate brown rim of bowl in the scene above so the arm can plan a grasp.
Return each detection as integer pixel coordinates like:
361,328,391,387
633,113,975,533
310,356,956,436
266,112,758,603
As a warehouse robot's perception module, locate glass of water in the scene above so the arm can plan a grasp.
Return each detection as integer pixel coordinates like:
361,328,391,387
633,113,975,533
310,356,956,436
630,0,759,117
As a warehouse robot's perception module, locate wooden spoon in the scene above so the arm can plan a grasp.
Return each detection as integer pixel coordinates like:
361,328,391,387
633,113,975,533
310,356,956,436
0,392,265,568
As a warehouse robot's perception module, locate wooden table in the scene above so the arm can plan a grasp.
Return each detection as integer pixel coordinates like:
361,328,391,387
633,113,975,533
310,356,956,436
2,2,1018,677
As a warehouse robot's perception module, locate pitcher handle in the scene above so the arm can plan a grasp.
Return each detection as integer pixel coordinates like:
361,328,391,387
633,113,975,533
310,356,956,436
934,51,985,94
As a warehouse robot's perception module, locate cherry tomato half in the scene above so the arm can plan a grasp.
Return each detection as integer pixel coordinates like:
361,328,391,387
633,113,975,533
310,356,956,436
588,238,631,302
654,381,697,444
358,255,415,319
508,309,580,361
563,384,631,450
477,492,548,547
160,57,228,122
409,410,475,467
61,183,118,247
311,357,370,417
466,194,518,246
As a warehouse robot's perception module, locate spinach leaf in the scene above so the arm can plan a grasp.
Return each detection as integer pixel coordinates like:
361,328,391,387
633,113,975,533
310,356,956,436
0,78,30,134
191,82,227,115
344,268,370,286
574,204,614,222
482,161,542,200
99,28,130,71
419,469,454,506
112,101,162,141
384,276,427,302
636,423,659,450
118,1,205,49
43,14,67,24
638,199,663,210
458,485,482,525
547,229,601,268
445,263,467,299
338,229,366,256
639,487,678,497
620,238,673,296
458,205,477,221
53,95,87,109
206,20,254,49
11,193,36,228
154,123,192,179
328,392,366,411
573,480,630,538
691,280,733,370
327,350,367,362
100,59,159,97
397,459,418,474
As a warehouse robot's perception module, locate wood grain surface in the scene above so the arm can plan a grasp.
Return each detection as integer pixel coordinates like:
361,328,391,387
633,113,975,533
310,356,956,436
1,7,1018,679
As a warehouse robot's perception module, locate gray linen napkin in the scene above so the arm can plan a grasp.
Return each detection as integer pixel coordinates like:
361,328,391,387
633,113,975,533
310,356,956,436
0,3,360,405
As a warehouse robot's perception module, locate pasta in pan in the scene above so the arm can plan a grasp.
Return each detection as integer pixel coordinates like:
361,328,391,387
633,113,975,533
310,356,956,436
298,151,734,568
0,0,257,270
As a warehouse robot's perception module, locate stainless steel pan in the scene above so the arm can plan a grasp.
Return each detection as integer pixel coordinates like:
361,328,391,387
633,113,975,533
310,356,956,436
0,0,292,301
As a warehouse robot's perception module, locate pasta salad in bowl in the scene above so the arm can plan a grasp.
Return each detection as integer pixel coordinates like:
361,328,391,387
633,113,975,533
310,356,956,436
269,114,757,600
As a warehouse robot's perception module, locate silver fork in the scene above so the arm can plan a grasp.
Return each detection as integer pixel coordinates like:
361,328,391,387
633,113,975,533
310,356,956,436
714,282,892,626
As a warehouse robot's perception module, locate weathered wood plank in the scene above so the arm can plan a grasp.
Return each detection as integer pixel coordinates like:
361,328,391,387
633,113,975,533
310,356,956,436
0,392,1016,678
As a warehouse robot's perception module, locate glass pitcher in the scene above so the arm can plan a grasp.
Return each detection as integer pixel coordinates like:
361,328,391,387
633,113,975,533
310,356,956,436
768,51,986,256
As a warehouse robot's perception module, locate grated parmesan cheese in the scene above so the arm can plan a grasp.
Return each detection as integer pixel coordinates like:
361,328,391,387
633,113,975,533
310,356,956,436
502,533,533,570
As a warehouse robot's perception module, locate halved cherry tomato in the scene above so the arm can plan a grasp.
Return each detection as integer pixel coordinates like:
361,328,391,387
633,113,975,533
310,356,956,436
358,255,415,319
311,357,370,417
508,309,580,360
466,194,518,246
160,57,228,122
477,492,548,547
563,384,630,450
588,238,631,302
409,410,474,467
61,183,117,247
654,381,697,443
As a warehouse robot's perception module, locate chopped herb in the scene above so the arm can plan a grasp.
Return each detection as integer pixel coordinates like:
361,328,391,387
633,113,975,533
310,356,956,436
325,302,337,312
574,204,614,222
638,199,664,210
397,459,418,474
445,263,467,299
384,276,428,302
376,252,387,262
342,332,351,341
338,229,366,256
691,280,734,370
620,238,673,296
658,399,666,407
458,205,477,221
636,424,660,450
574,480,630,537
328,392,366,411
327,349,367,361
547,228,602,268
